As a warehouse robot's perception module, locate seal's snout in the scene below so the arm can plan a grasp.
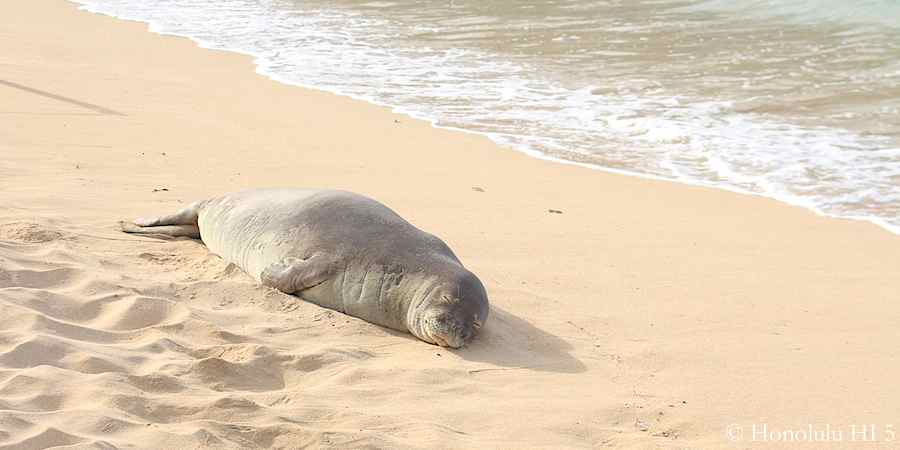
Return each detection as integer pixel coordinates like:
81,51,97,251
422,309,480,349
431,326,466,349
414,270,489,348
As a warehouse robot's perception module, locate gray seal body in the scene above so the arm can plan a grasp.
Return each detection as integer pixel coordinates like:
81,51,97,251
122,189,489,348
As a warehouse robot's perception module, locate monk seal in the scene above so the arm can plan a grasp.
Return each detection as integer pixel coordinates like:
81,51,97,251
121,189,489,348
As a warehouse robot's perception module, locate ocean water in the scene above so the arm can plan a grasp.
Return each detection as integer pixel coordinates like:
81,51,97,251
73,0,900,233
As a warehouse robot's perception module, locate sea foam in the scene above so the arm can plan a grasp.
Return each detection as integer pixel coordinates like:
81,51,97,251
72,0,900,234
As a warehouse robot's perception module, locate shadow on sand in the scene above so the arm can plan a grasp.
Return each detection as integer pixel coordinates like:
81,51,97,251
117,231,584,373
451,306,586,374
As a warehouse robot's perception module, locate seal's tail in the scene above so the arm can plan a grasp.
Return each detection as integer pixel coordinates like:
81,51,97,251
120,201,203,239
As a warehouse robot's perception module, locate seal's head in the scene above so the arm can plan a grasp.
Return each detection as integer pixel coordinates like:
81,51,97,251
410,269,489,349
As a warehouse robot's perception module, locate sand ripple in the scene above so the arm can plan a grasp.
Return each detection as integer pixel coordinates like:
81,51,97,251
0,219,585,449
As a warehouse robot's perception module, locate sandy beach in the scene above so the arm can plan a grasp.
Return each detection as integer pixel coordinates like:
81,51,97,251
1,1,899,448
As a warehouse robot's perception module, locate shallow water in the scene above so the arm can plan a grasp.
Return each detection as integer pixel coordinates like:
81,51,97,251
74,0,900,232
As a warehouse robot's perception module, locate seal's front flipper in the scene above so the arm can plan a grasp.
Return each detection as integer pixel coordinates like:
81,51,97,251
261,255,333,294
120,221,201,239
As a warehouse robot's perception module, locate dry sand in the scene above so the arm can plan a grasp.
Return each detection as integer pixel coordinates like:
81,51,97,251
1,1,899,449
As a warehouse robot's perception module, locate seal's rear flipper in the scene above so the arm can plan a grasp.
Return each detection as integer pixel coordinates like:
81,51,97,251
123,200,204,238
133,201,203,227
120,221,200,239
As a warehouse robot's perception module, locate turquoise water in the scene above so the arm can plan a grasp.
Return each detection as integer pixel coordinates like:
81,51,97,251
74,0,900,233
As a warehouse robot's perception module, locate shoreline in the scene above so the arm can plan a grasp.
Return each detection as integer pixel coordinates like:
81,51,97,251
2,1,900,449
69,0,900,237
